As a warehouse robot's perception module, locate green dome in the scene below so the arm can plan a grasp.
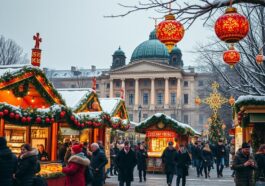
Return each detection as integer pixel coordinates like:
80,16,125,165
170,45,182,55
131,30,169,62
113,47,125,56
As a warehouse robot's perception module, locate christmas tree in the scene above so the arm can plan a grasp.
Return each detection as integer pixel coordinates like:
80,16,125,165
208,114,226,144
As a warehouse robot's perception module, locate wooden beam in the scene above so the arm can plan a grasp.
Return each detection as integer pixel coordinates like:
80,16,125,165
0,118,5,137
51,123,58,161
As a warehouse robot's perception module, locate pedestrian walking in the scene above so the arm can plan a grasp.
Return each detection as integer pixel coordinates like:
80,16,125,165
215,139,226,178
116,141,137,186
193,142,203,177
110,143,119,176
161,141,177,186
0,137,17,186
225,143,230,167
136,144,148,182
175,145,191,186
58,138,69,163
201,144,213,178
62,144,90,186
90,143,108,186
232,142,256,186
14,144,40,186
255,144,265,184
230,139,236,177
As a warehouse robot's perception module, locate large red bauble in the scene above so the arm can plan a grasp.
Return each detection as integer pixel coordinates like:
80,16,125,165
9,112,15,118
45,118,50,123
27,116,31,122
3,109,9,115
215,7,249,43
156,13,184,52
70,115,75,121
256,54,264,64
223,45,240,67
15,114,20,120
60,111,66,118
0,112,4,117
36,117,42,123
51,118,55,123
21,117,27,123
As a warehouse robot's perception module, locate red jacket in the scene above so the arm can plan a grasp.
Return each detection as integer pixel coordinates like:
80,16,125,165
62,153,90,186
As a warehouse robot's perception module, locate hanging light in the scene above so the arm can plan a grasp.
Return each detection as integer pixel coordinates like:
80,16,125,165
195,96,201,105
229,96,235,106
256,54,264,64
223,44,240,67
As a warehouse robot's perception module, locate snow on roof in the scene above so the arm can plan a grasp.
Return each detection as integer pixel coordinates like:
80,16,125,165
236,95,265,104
58,88,94,109
45,68,109,78
99,98,121,116
0,65,40,77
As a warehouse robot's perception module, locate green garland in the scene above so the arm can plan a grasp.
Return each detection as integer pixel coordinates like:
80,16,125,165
12,81,29,97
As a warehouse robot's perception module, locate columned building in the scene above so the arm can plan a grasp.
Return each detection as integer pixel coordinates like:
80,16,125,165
45,29,212,131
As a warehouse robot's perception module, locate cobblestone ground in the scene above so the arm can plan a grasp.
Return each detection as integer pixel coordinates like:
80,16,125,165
105,166,235,186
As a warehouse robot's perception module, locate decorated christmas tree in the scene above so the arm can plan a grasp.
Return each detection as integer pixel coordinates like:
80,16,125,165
208,114,226,144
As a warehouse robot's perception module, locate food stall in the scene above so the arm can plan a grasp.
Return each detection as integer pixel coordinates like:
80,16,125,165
135,113,200,172
234,95,265,152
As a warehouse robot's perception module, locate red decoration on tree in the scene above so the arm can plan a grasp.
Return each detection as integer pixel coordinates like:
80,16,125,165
27,116,31,123
215,7,249,43
21,117,27,123
9,112,15,119
3,109,9,115
223,45,240,67
36,117,42,123
156,13,185,52
0,112,4,118
15,114,20,120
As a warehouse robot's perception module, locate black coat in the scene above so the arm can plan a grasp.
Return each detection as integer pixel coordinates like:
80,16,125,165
38,151,49,161
162,147,176,174
116,149,137,182
175,150,191,177
232,149,256,185
0,147,17,186
58,143,68,162
192,146,203,160
201,150,213,167
216,144,226,158
255,153,265,180
15,149,40,186
90,148,108,183
136,149,148,170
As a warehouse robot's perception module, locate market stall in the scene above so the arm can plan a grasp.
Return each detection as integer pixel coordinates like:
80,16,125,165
135,113,200,172
234,95,265,152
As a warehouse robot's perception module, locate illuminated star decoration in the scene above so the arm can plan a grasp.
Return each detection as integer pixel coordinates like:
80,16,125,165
201,82,228,119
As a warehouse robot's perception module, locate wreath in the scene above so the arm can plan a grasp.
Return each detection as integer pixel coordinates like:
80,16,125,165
12,81,29,97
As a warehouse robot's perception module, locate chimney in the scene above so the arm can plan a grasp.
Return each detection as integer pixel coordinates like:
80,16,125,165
189,67,195,73
91,65,96,72
71,66,76,72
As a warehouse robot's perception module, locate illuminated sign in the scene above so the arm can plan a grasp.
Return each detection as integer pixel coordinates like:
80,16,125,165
146,131,176,138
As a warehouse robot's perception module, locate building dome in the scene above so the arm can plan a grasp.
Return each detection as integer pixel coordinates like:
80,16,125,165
170,45,182,55
111,47,126,70
113,46,125,56
130,29,169,62
169,45,183,68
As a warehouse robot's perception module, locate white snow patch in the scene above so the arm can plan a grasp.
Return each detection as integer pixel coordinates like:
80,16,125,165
99,98,121,116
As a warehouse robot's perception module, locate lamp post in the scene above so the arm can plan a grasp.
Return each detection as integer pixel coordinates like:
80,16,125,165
138,105,142,122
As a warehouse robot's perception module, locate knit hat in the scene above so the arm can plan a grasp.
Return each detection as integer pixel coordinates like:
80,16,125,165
0,137,7,149
71,144,83,154
242,142,250,149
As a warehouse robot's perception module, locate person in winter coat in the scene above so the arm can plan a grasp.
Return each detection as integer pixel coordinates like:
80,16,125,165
192,142,203,177
175,145,191,186
232,142,256,186
201,144,213,178
216,139,226,178
58,139,69,163
136,144,148,182
90,143,108,186
14,144,40,186
0,137,17,186
37,144,49,161
62,144,90,186
162,141,177,186
255,144,265,182
116,141,137,186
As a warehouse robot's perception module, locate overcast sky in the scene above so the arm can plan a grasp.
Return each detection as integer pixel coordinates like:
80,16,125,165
0,0,213,70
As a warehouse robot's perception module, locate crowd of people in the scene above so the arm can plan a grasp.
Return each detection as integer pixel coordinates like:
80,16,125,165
1,135,265,186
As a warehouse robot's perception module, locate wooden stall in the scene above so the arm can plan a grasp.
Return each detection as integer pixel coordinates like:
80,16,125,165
234,96,265,152
135,113,199,172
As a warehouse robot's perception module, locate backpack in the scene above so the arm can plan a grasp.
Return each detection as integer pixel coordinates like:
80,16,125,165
85,166,94,184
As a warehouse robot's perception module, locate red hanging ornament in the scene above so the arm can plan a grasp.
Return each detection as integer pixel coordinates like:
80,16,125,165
50,118,55,123
3,109,9,115
156,13,185,52
60,111,66,118
27,116,31,123
256,54,264,64
9,112,15,119
45,117,50,123
223,45,240,67
81,123,85,128
36,117,41,123
21,117,27,123
0,112,3,117
215,7,249,43
70,115,75,121
15,114,20,120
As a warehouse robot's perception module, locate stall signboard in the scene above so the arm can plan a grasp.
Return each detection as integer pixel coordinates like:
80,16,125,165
146,131,176,138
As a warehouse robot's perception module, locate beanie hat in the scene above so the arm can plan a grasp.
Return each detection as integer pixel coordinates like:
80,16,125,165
242,142,250,149
71,144,83,154
0,137,7,149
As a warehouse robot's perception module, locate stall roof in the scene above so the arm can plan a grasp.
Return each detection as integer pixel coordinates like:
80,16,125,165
235,95,265,112
99,98,122,116
135,113,200,136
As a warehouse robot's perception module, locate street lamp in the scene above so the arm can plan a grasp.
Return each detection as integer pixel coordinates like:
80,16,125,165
138,105,142,122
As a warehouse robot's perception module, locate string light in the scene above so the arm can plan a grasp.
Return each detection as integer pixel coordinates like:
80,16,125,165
31,97,35,103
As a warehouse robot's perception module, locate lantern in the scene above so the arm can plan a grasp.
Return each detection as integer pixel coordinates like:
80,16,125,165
223,45,240,67
195,97,201,105
156,13,185,52
229,96,235,106
256,54,264,64
31,49,41,67
215,7,249,43
92,102,99,111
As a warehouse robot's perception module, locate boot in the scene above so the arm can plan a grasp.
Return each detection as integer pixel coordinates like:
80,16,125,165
144,177,146,182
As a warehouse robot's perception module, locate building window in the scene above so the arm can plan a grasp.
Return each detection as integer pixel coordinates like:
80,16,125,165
106,83,110,89
199,114,204,124
184,115,189,123
129,114,133,121
171,114,176,120
143,114,148,119
115,81,120,88
143,80,148,86
143,93,149,105
184,94,189,104
184,81,189,87
96,84,99,89
106,95,109,98
129,81,134,87
171,93,176,105
170,79,176,86
116,93,120,98
129,93,134,105
71,84,76,88
157,92,164,105
158,80,163,87
198,80,204,87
